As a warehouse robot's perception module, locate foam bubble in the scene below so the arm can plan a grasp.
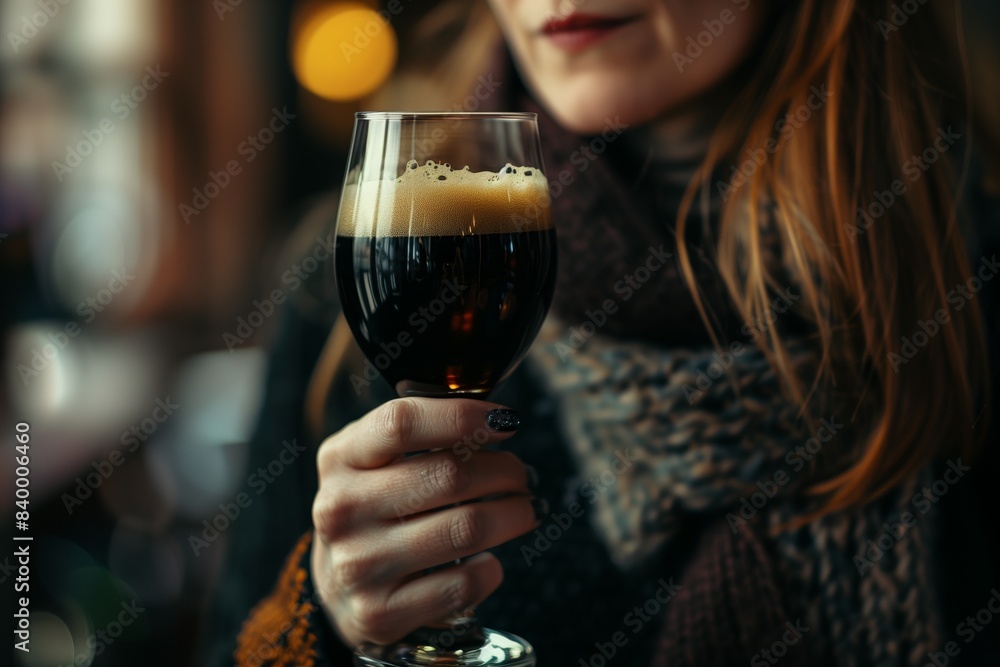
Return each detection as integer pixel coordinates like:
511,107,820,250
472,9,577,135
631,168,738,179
337,161,551,237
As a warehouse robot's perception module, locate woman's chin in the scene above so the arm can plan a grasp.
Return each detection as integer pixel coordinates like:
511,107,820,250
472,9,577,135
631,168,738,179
536,92,663,136
525,71,699,136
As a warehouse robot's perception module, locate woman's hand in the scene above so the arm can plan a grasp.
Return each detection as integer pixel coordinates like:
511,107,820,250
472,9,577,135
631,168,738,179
310,397,537,647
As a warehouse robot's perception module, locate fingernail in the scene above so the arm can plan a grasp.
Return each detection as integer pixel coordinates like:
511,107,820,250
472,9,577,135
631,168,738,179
530,496,549,522
524,465,539,493
486,408,520,432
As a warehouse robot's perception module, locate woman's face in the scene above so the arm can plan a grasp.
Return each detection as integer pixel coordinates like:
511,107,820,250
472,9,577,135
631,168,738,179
487,0,766,134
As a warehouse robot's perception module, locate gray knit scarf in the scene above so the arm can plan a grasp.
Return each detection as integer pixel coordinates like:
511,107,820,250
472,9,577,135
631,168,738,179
527,319,942,667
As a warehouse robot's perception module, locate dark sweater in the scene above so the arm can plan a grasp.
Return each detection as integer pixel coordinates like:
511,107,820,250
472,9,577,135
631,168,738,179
200,276,1000,666
201,57,1000,667
199,298,822,667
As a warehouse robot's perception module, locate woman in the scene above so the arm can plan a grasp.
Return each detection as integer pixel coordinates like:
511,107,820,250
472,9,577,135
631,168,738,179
204,0,1000,665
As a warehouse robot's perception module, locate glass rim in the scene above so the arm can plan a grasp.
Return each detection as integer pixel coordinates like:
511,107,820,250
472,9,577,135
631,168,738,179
355,111,537,121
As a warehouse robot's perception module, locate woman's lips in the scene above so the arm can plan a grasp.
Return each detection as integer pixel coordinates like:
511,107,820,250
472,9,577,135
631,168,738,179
541,13,639,53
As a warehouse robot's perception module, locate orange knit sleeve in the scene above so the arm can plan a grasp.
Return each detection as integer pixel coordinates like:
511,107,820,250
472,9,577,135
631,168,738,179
234,532,320,667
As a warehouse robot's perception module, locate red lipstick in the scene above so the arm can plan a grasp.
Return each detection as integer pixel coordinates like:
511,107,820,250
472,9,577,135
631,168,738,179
541,13,639,53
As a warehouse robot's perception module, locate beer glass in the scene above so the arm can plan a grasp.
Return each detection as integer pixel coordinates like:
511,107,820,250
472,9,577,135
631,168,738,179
332,112,555,666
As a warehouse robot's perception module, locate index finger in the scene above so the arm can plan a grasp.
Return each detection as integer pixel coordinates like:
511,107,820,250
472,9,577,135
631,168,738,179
333,397,520,470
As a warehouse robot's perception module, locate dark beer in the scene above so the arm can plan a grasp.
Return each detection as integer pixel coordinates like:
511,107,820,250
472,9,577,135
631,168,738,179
335,161,554,396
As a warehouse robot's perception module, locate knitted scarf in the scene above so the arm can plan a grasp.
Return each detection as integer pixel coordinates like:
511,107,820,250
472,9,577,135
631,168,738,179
517,76,943,665
528,323,941,666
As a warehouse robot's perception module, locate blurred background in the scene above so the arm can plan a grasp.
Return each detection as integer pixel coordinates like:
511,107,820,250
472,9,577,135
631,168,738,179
0,1,998,666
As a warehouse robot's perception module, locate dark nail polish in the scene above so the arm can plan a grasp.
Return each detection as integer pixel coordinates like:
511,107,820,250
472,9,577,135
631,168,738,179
486,409,520,432
524,465,539,493
530,496,549,521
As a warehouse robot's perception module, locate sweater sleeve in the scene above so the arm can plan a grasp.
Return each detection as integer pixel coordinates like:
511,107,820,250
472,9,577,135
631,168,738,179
234,531,354,666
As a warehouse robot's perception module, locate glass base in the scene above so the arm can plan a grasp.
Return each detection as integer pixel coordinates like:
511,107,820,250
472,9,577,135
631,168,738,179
353,627,535,666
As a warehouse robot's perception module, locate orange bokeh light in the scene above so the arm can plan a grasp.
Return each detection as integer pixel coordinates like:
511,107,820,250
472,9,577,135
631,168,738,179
292,3,397,101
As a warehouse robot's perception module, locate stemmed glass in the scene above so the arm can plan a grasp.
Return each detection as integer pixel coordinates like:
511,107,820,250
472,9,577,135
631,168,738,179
331,112,556,666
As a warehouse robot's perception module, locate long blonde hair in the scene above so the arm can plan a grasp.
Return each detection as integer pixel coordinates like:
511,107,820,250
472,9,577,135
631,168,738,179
309,0,993,521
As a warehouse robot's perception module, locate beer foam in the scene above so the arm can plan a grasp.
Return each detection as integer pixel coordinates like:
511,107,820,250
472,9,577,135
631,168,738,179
337,160,551,237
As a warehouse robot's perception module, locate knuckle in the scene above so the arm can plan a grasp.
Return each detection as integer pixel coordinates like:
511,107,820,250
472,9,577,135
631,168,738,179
444,400,470,440
441,571,476,612
352,596,393,641
374,399,417,447
444,506,484,553
425,456,469,498
316,434,342,475
311,490,353,541
330,547,376,590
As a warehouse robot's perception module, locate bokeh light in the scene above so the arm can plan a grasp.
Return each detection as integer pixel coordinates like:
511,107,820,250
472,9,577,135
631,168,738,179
16,612,75,667
292,3,397,101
